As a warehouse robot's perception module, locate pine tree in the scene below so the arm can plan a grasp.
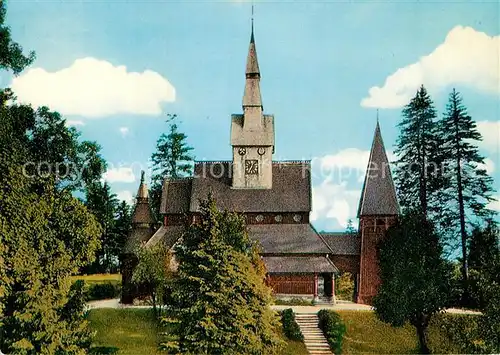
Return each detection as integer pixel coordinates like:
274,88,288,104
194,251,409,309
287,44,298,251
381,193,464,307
111,200,132,270
437,89,497,286
150,114,194,221
373,212,452,354
394,86,441,219
345,219,357,236
85,181,119,273
166,196,284,354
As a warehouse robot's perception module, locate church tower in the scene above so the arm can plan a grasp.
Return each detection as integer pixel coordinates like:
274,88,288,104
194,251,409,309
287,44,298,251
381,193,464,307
121,171,156,304
230,23,275,189
356,120,400,305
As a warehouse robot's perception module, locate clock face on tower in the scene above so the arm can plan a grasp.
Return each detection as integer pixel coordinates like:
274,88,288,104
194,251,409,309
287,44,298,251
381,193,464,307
244,160,258,175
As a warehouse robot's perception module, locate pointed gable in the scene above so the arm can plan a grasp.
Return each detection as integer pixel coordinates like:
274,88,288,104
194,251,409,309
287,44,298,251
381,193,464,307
358,122,400,217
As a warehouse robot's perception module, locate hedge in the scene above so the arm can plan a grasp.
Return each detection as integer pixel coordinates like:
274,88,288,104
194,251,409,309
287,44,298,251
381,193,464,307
72,280,121,301
318,309,346,355
280,308,304,341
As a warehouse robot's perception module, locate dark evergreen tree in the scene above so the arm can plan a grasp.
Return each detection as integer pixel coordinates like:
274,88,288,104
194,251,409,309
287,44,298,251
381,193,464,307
437,89,497,286
85,181,119,273
150,114,194,221
345,219,357,235
394,86,442,220
373,212,452,354
166,196,284,354
468,220,499,278
111,200,132,269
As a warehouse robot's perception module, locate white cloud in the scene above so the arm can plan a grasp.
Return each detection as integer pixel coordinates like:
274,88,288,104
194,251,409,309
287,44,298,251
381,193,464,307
361,26,500,108
312,148,396,184
488,196,500,211
119,127,130,137
102,167,136,183
476,121,500,155
66,120,85,126
116,190,134,205
311,179,360,229
478,157,495,175
11,57,176,117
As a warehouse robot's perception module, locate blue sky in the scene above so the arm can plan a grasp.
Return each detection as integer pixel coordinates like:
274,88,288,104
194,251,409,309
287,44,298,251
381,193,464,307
4,0,499,231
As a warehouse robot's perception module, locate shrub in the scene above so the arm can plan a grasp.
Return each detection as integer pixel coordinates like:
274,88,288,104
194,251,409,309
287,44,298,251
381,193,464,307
86,282,121,301
318,309,346,355
335,272,354,301
280,309,304,341
274,297,313,306
432,313,484,354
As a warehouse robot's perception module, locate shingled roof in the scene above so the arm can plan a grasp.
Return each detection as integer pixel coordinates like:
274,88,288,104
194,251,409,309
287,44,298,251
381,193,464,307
248,224,331,254
188,161,311,213
320,232,360,255
145,225,184,249
263,256,338,274
160,178,193,214
358,121,400,217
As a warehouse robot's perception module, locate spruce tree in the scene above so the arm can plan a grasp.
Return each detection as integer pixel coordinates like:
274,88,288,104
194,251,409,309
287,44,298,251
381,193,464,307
150,114,194,221
394,86,441,220
437,89,497,286
167,196,284,355
84,181,119,273
373,212,452,354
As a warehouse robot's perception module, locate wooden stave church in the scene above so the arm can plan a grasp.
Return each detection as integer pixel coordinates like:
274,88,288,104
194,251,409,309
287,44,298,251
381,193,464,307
121,25,400,306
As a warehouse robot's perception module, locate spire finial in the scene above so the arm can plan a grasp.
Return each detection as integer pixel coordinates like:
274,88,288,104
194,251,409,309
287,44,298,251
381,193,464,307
376,109,379,124
140,170,145,184
250,3,255,43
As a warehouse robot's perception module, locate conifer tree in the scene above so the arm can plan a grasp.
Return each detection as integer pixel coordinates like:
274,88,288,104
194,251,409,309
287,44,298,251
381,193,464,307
394,86,441,220
167,196,284,354
437,89,497,285
85,181,120,273
150,114,194,221
373,212,452,354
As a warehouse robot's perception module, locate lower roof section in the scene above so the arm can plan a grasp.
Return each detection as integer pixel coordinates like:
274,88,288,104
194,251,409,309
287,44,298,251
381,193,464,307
145,225,184,249
248,223,331,254
263,256,338,274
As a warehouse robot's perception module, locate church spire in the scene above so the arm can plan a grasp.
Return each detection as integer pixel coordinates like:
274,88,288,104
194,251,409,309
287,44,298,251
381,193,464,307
243,17,262,109
357,120,400,217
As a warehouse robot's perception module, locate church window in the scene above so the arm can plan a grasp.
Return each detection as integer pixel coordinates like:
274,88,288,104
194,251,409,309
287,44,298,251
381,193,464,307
293,214,302,222
238,147,246,156
257,147,266,155
274,215,282,222
255,214,264,223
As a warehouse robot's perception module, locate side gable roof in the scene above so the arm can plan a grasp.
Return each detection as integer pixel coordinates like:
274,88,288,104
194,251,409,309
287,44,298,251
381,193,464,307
320,232,360,255
358,122,400,217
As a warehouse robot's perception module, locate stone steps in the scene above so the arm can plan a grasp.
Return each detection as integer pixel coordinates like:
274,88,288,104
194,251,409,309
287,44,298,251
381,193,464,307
295,313,332,355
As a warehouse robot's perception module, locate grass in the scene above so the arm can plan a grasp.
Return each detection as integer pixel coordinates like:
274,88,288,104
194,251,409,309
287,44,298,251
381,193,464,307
88,308,309,355
72,273,122,284
338,310,465,354
88,309,163,355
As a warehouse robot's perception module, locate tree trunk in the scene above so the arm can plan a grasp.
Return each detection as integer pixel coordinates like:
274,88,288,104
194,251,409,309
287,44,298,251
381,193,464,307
454,114,469,296
416,323,430,354
414,313,431,354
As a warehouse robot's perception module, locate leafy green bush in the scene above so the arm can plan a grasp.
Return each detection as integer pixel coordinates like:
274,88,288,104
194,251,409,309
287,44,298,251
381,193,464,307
76,281,121,301
318,309,346,355
335,272,354,301
432,313,484,354
280,309,304,341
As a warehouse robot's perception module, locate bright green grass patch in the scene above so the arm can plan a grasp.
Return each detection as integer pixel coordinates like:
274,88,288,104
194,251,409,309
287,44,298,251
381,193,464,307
89,308,308,355
338,310,466,354
88,309,163,355
72,274,122,283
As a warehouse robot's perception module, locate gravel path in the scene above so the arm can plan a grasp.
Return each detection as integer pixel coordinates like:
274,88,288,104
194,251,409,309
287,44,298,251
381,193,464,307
87,298,481,315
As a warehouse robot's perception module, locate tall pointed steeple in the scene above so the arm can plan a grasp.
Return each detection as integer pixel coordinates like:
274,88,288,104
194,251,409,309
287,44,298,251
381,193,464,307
242,20,263,126
358,121,400,217
132,170,154,225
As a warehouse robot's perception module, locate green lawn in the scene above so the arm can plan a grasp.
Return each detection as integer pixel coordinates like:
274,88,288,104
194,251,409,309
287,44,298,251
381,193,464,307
88,309,308,355
338,310,468,354
72,273,122,284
